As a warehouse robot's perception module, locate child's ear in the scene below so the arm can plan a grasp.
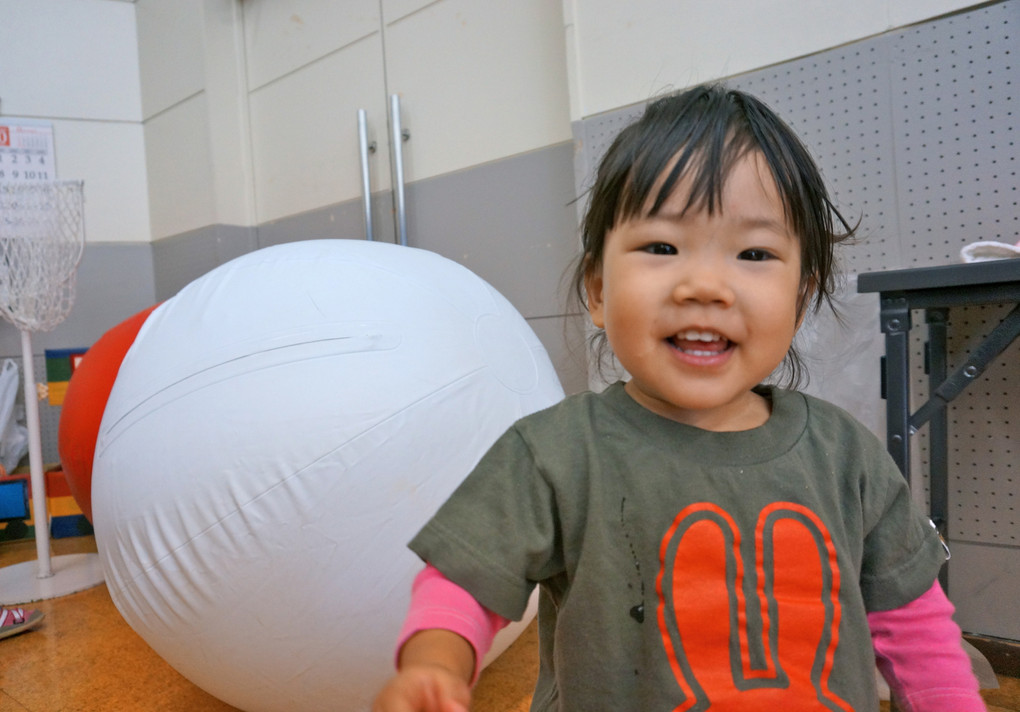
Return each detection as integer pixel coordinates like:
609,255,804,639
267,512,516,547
585,266,606,329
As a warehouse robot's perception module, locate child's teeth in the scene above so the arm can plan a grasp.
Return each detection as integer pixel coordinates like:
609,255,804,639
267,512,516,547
682,330,719,342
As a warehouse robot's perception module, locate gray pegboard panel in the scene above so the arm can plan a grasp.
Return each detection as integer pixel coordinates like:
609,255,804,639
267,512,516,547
905,303,1019,547
729,38,902,275
891,0,1019,266
944,304,1018,544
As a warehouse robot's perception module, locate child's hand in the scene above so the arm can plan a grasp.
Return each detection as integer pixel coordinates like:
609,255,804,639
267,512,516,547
374,629,476,712
371,664,471,712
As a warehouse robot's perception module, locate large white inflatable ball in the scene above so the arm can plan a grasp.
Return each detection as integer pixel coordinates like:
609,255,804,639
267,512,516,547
92,240,564,712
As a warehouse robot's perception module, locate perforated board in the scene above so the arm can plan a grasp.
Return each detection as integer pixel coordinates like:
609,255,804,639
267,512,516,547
730,39,902,275
916,306,1019,546
891,5,1019,262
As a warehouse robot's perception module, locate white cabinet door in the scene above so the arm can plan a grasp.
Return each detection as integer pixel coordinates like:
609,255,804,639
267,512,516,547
381,0,571,183
244,0,392,224
243,0,571,224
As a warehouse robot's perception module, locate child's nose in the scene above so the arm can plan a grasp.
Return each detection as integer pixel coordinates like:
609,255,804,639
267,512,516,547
671,263,736,305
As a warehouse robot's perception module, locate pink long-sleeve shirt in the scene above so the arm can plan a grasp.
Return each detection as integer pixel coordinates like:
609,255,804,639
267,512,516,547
397,565,984,709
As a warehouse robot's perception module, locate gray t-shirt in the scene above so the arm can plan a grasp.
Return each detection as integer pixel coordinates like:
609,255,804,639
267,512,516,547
410,383,944,711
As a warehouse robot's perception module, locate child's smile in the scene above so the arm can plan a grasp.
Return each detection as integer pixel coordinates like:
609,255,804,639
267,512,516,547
670,330,731,360
586,150,804,432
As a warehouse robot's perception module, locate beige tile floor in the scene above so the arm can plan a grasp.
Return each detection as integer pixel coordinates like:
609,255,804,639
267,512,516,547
1,535,1016,711
0,535,536,712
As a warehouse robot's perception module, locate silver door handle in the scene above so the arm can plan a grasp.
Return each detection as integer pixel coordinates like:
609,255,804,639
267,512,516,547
357,108,374,241
389,94,408,247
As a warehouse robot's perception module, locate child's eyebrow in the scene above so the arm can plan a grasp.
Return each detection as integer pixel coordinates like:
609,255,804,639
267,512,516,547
645,210,791,236
736,216,793,235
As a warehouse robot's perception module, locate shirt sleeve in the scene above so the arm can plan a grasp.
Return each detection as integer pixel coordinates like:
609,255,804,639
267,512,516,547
868,581,986,712
858,444,947,612
395,564,510,685
409,425,562,620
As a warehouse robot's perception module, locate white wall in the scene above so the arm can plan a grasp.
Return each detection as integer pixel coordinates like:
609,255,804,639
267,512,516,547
563,0,993,120
136,0,256,239
137,0,572,232
6,0,996,244
0,0,149,244
3,0,572,241
243,0,572,225
381,0,572,183
243,1,388,225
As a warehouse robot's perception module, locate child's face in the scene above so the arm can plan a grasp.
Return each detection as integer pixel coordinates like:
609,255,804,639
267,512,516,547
586,151,804,431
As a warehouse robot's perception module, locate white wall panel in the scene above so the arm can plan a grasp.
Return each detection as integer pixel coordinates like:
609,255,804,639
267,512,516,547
887,0,993,27
562,0,581,122
384,0,572,181
145,94,218,239
52,120,151,244
568,0,990,119
202,0,257,227
136,0,206,119
137,0,257,231
0,0,141,121
243,0,381,90
382,0,437,24
248,35,389,223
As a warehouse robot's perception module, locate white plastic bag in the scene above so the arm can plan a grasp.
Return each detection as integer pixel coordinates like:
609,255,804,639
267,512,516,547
0,358,29,473
796,274,886,437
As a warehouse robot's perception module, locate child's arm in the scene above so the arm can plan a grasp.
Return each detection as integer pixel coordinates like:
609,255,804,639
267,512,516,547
373,565,510,712
397,564,511,683
868,580,986,711
372,629,474,712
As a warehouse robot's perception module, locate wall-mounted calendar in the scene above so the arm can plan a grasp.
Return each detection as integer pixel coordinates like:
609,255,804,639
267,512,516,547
0,119,56,182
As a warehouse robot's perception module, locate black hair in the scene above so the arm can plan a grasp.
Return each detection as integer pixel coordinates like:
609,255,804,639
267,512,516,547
572,83,856,388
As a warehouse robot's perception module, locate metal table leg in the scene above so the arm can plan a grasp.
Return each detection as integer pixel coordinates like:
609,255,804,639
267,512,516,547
881,296,912,478
925,308,950,591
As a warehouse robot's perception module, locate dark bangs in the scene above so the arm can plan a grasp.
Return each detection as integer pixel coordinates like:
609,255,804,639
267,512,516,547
577,85,854,316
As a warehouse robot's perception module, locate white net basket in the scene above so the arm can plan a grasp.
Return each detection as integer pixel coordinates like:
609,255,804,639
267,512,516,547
0,181,85,332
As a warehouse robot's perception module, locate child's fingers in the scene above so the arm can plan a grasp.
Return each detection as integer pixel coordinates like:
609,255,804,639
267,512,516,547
431,676,470,712
372,666,471,712
372,677,434,712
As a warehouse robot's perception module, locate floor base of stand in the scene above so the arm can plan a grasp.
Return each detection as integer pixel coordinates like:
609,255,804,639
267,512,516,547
0,553,105,604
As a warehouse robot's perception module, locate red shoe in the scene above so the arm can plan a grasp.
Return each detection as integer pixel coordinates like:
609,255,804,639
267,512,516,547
0,607,44,640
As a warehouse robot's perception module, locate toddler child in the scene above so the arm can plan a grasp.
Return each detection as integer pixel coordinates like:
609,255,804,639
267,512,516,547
373,84,985,712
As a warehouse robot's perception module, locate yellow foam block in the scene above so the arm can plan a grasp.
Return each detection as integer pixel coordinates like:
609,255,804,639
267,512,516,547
46,495,83,518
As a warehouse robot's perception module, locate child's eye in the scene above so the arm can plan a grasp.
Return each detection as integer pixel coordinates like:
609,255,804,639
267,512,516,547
738,248,774,262
642,243,677,255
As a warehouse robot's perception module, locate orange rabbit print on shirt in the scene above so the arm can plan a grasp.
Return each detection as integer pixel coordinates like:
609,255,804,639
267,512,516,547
657,502,852,712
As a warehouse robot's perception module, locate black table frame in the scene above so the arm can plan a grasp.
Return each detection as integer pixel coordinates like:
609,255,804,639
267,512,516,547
858,259,1020,589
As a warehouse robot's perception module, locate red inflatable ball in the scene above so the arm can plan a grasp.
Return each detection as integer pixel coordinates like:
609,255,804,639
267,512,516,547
58,304,160,523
